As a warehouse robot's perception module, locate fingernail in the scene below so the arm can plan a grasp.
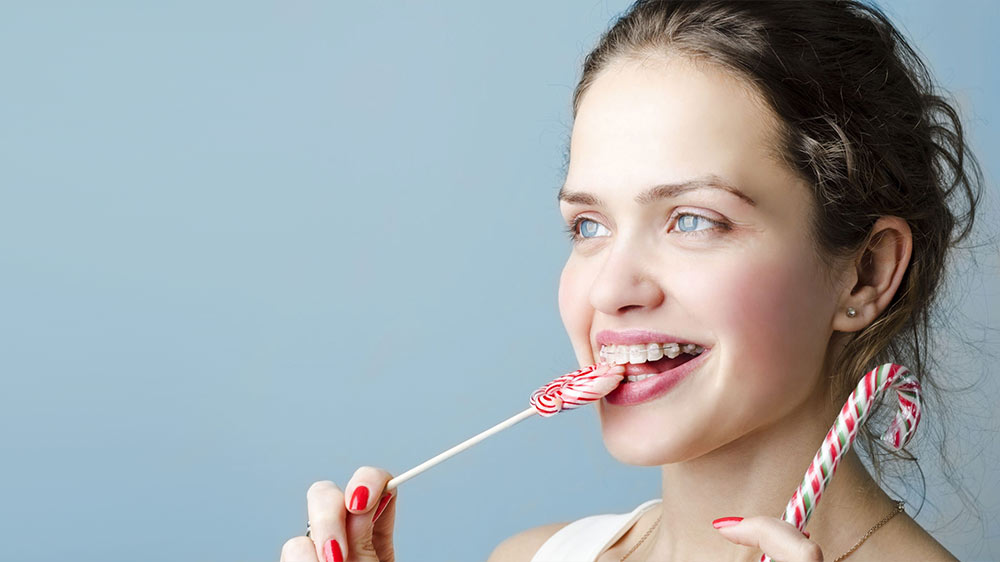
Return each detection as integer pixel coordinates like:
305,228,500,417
372,492,393,522
712,516,744,529
323,539,344,562
350,485,370,511
803,530,811,539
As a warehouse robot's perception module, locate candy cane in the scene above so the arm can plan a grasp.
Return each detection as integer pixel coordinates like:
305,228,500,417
760,363,921,562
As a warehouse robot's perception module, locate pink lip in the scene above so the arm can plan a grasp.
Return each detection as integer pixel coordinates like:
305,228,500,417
595,329,703,347
603,347,712,406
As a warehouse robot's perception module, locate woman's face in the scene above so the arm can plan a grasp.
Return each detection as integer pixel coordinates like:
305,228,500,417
558,56,844,465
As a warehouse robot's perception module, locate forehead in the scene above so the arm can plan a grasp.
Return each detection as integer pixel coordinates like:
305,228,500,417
567,55,789,192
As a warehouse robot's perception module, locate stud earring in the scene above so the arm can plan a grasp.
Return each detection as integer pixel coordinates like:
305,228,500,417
846,307,857,318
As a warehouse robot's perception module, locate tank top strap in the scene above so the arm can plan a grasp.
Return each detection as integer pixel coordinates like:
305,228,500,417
530,499,662,562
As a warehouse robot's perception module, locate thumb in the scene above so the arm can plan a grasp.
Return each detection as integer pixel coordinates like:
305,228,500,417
344,468,396,562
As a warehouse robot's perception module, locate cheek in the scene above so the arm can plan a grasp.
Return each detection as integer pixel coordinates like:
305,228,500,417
558,258,593,351
742,253,831,345
693,246,833,384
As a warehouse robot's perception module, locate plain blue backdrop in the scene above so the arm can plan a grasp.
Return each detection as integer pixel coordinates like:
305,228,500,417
1,1,997,560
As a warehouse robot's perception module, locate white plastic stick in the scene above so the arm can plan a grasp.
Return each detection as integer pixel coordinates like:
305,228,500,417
386,406,537,491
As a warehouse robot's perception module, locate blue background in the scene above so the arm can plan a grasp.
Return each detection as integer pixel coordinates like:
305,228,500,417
1,1,997,560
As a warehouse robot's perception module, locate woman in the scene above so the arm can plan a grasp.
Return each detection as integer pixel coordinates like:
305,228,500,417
280,1,982,560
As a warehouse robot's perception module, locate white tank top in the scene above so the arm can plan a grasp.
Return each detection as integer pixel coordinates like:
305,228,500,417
530,499,662,562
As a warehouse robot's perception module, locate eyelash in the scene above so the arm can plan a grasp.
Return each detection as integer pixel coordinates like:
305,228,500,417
563,212,730,243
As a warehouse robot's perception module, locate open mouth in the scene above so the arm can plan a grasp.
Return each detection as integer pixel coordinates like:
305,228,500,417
598,342,707,381
601,346,712,406
620,353,697,381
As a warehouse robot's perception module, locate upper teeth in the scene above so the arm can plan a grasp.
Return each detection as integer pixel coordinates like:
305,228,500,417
599,343,705,364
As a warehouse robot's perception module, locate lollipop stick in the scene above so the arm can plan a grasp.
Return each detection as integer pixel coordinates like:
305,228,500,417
384,362,620,491
386,406,537,491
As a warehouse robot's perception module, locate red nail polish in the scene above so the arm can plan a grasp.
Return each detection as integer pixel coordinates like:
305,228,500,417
712,516,744,529
323,539,344,562
372,492,393,522
350,485,370,511
803,530,811,539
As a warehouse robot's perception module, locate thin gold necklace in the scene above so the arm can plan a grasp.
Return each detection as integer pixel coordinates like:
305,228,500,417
618,500,904,561
831,500,905,561
619,513,661,561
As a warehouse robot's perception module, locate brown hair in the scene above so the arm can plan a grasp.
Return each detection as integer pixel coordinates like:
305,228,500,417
571,0,984,515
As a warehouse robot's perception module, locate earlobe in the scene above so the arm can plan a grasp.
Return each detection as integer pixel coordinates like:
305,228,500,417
832,216,913,333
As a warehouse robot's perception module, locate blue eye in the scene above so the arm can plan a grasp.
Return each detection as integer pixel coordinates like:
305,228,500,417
565,217,610,242
565,213,726,244
579,219,606,238
676,213,714,233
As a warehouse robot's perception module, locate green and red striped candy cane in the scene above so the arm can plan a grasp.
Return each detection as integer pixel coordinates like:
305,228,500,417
760,363,921,562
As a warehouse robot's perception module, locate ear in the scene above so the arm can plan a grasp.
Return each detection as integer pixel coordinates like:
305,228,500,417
832,216,913,333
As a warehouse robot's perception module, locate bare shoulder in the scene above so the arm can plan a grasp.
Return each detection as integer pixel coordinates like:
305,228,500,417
862,512,958,561
486,522,569,562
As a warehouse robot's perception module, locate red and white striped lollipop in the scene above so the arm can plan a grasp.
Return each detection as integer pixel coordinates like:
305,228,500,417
386,362,624,490
530,362,625,417
760,363,921,562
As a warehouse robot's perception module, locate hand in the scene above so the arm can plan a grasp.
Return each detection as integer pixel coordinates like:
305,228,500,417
714,516,823,562
280,467,397,562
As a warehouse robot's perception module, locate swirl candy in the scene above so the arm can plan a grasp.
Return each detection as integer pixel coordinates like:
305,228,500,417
386,362,624,490
760,362,921,562
529,363,625,417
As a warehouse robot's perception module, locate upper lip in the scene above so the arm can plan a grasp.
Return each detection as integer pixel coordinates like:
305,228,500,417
594,329,707,347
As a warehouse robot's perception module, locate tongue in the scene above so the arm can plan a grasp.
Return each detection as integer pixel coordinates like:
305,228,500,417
622,354,695,376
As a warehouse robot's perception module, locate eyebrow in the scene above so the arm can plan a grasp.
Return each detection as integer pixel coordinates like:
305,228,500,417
557,174,757,207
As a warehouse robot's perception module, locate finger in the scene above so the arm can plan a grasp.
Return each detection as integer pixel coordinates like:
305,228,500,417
306,480,348,562
714,516,823,562
372,486,396,525
280,536,320,562
345,466,393,515
344,467,395,561
370,487,397,558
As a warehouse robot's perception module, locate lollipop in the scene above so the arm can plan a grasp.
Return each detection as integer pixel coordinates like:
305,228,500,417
760,363,921,562
530,363,625,417
385,362,623,490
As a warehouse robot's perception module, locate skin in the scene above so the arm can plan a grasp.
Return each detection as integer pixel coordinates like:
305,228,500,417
279,55,955,562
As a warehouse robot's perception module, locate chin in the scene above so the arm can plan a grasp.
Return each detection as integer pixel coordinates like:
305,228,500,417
606,444,669,466
599,422,696,466
606,435,730,467
603,438,695,466
598,404,725,466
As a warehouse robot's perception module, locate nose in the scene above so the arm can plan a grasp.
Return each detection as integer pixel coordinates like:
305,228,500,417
588,239,665,315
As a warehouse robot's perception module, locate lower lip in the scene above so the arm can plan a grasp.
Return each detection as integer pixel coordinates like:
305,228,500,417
603,348,712,406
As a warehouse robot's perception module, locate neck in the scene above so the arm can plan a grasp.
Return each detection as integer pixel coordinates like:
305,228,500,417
640,389,892,561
